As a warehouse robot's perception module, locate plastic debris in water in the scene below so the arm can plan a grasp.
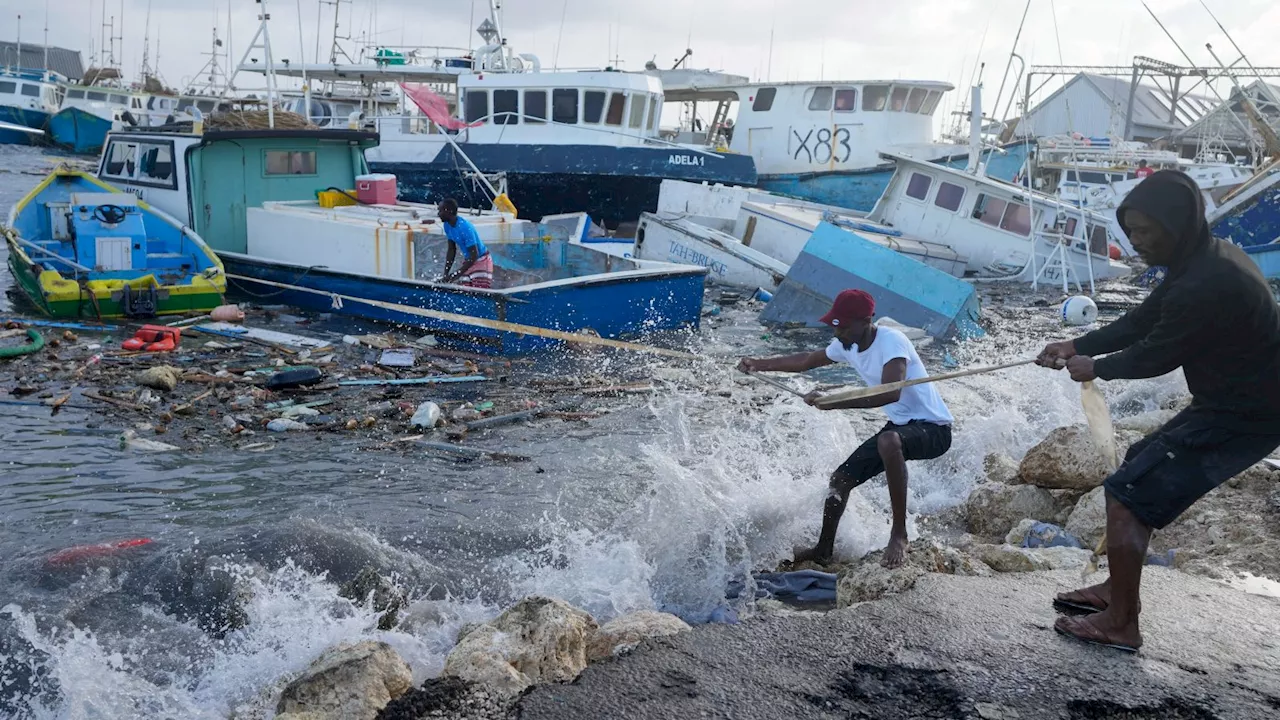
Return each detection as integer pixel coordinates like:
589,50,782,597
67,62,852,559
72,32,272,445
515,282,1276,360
48,538,153,566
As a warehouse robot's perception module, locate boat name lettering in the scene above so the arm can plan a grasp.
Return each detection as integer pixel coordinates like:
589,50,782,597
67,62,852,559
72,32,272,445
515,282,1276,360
792,127,852,164
668,154,705,167
667,240,727,275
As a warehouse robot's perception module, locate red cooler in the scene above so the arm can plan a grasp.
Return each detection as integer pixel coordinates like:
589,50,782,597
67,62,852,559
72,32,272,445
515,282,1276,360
356,173,398,205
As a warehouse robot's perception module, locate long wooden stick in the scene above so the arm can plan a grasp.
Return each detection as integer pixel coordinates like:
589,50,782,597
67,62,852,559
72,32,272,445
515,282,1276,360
815,359,1036,409
740,369,809,399
225,273,699,360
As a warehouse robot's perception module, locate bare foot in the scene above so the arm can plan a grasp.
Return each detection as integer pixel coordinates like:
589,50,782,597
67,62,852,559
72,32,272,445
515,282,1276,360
793,546,832,565
881,534,909,569
1054,609,1143,652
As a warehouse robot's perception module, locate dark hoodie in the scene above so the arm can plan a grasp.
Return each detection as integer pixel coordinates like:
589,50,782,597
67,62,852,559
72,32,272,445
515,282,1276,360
1073,170,1280,432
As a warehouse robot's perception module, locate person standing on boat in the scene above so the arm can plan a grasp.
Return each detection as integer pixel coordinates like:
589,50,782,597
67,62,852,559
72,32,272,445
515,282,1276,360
737,289,954,569
1134,159,1154,179
1037,170,1280,653
435,198,493,289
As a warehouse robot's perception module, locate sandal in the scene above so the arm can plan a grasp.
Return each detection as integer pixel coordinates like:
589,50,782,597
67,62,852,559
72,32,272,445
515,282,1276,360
1053,615,1141,654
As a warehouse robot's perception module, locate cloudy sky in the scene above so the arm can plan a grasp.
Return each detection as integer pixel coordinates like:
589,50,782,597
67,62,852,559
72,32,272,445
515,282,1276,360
3,0,1279,123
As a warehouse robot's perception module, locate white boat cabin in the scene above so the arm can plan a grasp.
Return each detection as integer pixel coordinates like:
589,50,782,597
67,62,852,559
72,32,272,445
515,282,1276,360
375,70,665,148
662,80,952,175
0,70,64,116
869,152,1128,284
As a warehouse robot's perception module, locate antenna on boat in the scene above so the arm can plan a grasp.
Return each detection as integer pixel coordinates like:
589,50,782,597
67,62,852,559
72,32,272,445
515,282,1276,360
43,0,49,79
232,0,281,127
991,0,1031,127
295,0,311,124
15,14,20,72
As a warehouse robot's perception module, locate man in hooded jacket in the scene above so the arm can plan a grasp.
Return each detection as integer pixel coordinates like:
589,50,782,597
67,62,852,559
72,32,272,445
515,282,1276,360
1037,170,1280,652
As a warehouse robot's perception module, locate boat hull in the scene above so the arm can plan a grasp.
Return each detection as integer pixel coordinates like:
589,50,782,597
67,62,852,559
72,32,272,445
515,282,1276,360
0,106,49,146
761,221,983,340
1243,243,1280,280
219,252,707,355
1211,172,1280,249
48,107,114,155
757,141,1032,213
369,143,758,228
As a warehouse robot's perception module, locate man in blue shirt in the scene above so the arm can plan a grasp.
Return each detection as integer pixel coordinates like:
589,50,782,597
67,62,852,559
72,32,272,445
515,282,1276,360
436,198,493,288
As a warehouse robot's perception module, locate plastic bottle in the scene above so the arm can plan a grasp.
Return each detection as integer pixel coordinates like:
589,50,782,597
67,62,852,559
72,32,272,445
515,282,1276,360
410,401,442,429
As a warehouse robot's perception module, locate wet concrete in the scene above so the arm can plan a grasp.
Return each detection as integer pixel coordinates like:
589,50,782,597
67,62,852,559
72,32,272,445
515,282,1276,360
517,569,1280,719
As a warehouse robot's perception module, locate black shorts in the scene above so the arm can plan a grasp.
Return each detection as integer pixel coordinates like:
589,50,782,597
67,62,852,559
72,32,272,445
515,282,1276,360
1104,408,1280,529
832,420,953,492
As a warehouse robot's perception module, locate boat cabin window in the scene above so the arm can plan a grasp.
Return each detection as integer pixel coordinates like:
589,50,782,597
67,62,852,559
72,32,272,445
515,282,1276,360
137,141,176,187
87,91,107,101
1077,171,1109,184
264,150,317,176
752,87,776,112
628,94,647,129
605,92,626,126
493,89,518,125
104,142,138,178
524,90,547,124
906,87,926,113
921,90,942,115
552,89,578,124
934,181,965,211
130,97,143,109
889,86,909,111
583,90,605,123
835,88,857,112
109,94,127,105
0,81,14,94
905,172,932,201
1087,224,1108,255
1000,201,1032,236
647,96,659,130
20,84,40,97
67,88,85,99
464,90,488,123
863,84,889,111
1063,216,1079,236
808,86,833,111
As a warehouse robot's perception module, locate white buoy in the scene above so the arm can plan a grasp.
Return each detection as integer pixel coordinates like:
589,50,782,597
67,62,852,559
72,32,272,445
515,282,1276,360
1061,296,1098,326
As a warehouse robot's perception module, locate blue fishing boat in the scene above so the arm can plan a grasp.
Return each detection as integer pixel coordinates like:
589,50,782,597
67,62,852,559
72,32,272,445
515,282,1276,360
1210,167,1280,249
0,68,63,145
2,168,226,318
48,106,119,154
91,126,708,354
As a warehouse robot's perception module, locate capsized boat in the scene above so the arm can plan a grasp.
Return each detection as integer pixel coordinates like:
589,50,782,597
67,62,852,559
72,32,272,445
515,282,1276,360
3,169,226,318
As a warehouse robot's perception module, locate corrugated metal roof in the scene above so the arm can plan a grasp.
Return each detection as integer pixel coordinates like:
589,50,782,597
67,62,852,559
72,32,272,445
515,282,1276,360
1077,73,1214,130
1174,79,1280,143
0,42,85,80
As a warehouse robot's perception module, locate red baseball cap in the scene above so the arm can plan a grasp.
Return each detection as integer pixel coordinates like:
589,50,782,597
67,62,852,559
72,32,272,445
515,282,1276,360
820,289,875,327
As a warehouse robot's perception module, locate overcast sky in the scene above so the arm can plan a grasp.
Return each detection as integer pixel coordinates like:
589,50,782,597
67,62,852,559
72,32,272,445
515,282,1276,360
3,0,1279,123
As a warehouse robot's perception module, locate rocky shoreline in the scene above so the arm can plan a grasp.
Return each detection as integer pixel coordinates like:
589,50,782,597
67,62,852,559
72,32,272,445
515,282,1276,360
255,413,1280,720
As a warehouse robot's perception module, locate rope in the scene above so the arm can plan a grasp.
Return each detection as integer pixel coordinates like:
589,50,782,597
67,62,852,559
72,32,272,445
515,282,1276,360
227,265,324,299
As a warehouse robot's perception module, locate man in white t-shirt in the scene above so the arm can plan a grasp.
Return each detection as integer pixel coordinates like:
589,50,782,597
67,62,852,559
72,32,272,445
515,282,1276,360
738,289,954,568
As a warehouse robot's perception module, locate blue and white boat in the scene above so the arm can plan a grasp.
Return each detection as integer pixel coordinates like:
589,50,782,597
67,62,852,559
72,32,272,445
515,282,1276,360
91,126,708,354
255,4,757,229
0,68,64,145
658,76,1032,213
1210,164,1280,250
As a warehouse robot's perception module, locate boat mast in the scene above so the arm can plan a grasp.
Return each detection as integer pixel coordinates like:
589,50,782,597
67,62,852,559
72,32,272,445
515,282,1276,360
231,0,281,126
43,1,49,80
15,14,20,72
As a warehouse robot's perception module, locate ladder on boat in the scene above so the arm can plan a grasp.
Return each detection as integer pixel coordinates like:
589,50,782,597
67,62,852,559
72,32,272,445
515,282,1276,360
706,99,733,146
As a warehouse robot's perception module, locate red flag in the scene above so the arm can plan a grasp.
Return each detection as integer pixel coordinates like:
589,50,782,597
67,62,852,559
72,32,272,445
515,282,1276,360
400,83,482,130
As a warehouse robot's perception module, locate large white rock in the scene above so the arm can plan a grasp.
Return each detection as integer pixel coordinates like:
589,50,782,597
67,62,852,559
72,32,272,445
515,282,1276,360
963,483,1061,539
443,596,598,696
973,544,1093,572
1017,425,1117,490
275,641,412,720
836,562,925,607
1066,486,1109,548
587,610,691,662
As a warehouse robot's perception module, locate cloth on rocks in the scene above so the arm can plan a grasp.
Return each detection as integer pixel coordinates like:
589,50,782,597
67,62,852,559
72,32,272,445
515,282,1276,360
726,570,839,605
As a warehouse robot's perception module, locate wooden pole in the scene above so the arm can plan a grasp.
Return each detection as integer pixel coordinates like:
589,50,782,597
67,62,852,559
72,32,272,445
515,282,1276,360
815,359,1035,408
